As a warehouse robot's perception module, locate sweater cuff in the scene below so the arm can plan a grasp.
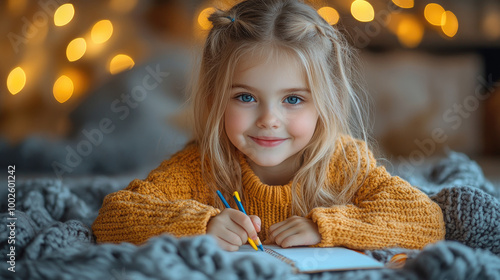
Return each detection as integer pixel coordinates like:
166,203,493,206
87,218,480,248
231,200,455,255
306,206,364,248
199,208,221,235
170,200,221,236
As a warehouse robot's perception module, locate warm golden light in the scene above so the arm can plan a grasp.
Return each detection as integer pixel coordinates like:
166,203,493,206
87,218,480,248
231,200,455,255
109,54,135,75
424,3,445,26
91,20,113,44
54,3,75,26
109,0,138,13
387,13,402,34
7,67,26,95
441,11,458,37
198,7,216,30
397,15,424,48
8,0,27,15
351,0,375,22
66,38,87,61
63,68,88,97
482,10,500,40
392,0,413,9
53,75,74,103
318,7,340,25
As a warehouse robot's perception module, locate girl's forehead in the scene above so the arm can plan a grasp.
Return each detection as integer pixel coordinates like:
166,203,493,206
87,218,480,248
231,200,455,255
235,48,304,73
231,49,310,93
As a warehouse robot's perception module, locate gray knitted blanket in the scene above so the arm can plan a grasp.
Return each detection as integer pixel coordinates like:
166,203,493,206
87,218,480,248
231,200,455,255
1,151,499,280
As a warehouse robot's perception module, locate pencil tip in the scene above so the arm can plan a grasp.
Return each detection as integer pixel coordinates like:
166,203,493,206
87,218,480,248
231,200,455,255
258,245,264,251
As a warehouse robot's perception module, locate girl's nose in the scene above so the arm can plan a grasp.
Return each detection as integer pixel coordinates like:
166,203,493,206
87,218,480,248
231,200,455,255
256,106,280,129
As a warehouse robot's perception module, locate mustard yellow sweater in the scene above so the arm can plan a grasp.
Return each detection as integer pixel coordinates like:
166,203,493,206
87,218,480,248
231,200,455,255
92,136,445,250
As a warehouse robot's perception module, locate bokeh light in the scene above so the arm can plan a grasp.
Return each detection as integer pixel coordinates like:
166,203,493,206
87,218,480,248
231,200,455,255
109,54,135,75
441,11,459,37
7,67,26,95
397,15,424,48
198,7,216,30
351,0,375,23
318,7,340,25
424,3,445,26
54,3,75,27
392,0,414,9
91,20,114,44
53,75,74,103
66,38,87,62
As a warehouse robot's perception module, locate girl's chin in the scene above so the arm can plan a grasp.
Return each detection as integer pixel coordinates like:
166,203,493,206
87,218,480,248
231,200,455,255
247,155,290,168
251,161,283,168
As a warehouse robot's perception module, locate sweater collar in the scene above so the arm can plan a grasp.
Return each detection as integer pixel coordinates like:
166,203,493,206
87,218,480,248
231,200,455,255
237,151,293,202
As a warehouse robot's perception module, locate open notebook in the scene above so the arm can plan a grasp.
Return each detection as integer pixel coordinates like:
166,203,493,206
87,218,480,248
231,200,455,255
235,245,384,273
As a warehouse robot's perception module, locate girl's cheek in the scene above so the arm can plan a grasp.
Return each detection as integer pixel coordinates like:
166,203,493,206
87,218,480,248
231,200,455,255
225,105,249,135
287,110,318,139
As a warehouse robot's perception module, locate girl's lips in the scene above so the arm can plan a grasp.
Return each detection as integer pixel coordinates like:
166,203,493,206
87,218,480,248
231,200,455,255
249,136,287,147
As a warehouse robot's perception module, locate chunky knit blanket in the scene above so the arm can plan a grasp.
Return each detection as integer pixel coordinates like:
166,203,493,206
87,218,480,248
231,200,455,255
1,151,499,280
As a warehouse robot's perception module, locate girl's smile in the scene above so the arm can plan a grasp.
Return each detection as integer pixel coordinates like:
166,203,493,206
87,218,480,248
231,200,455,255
224,49,319,184
249,136,288,147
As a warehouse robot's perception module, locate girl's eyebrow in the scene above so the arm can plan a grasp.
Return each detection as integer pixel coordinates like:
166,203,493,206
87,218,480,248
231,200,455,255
231,83,310,94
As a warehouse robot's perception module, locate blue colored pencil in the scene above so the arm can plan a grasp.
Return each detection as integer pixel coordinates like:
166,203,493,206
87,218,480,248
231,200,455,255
216,190,231,208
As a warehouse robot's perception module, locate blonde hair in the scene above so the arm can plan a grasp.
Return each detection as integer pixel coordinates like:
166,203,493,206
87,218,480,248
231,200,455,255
189,0,372,215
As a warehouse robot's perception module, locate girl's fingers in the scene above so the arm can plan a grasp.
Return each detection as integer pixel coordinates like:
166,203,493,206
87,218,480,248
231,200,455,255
268,219,287,233
208,222,245,246
215,236,240,252
268,216,321,247
207,209,264,251
225,219,250,244
207,209,251,248
269,215,301,233
249,215,261,232
229,211,259,240
273,226,299,247
279,233,304,248
268,218,298,242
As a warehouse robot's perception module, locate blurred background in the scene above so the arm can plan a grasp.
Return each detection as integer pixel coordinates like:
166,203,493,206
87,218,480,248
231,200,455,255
1,0,499,182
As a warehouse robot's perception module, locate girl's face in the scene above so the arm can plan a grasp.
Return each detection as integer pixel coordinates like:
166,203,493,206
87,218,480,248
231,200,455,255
224,52,319,172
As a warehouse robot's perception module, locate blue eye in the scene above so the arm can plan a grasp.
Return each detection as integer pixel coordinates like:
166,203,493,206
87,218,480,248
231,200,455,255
236,94,255,103
285,96,302,104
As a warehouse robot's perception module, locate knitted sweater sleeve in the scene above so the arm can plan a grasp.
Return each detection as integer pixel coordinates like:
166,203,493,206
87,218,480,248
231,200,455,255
306,138,446,250
92,145,220,244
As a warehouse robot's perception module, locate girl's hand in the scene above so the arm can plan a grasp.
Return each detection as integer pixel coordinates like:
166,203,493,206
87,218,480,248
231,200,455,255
268,216,321,248
207,208,261,251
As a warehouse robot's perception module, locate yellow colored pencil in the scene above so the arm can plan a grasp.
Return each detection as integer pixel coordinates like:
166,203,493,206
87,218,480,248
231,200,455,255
233,191,264,251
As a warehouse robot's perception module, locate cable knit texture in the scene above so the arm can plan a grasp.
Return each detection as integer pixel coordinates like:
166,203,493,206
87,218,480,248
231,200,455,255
1,149,499,279
92,135,445,249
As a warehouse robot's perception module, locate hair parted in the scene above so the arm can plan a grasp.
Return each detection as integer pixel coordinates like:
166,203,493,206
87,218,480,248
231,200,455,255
189,0,373,216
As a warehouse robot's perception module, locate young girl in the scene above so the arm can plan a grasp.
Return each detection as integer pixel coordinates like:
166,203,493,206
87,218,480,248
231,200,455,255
92,0,445,251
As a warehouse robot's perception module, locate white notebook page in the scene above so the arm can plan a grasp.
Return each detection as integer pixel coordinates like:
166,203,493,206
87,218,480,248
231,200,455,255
235,245,383,273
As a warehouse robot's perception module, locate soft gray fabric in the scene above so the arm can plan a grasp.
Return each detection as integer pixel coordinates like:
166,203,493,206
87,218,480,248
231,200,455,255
431,187,500,255
396,150,499,198
396,150,500,255
1,151,499,280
